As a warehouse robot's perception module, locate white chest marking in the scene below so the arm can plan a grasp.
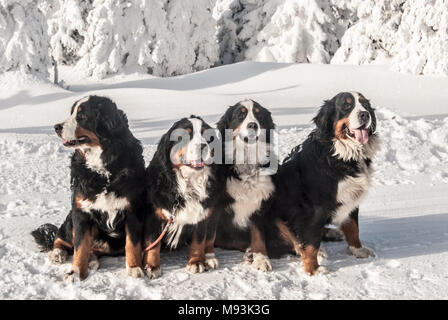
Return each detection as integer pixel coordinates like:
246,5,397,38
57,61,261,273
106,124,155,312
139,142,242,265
79,191,130,230
227,173,274,228
165,166,211,248
332,161,372,226
80,146,111,178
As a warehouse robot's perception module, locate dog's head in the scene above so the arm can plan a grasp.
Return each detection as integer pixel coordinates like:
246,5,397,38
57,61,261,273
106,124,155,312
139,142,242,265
157,115,215,172
312,92,379,161
54,95,128,149
217,99,276,169
313,92,377,144
217,99,275,143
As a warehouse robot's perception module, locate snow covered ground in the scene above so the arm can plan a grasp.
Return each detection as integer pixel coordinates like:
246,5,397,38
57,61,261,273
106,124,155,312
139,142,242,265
0,62,447,299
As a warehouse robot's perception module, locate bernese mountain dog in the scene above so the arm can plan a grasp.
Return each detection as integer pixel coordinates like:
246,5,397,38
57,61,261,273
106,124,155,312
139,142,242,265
31,95,147,281
266,91,380,275
213,99,278,271
142,116,222,279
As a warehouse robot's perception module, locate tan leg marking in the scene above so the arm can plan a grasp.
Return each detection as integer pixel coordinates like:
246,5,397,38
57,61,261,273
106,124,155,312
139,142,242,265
143,240,162,279
249,224,272,271
275,219,299,251
54,237,73,250
297,245,320,275
250,224,267,255
125,225,142,269
188,231,206,267
143,241,160,270
71,228,94,280
340,218,362,248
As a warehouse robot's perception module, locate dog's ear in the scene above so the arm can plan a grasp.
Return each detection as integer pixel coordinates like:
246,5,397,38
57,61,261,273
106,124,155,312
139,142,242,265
147,129,184,210
217,105,236,132
96,98,129,138
369,106,377,134
265,109,275,130
155,129,174,169
313,99,336,136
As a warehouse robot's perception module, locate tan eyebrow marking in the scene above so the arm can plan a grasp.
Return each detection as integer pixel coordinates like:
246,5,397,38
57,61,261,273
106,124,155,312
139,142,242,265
255,107,260,113
241,107,247,113
346,97,352,104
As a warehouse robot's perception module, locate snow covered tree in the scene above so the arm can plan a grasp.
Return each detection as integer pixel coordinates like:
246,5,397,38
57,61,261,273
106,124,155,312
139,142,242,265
0,0,50,78
243,0,338,64
38,0,91,66
161,0,219,76
214,0,354,65
76,0,219,78
332,0,448,76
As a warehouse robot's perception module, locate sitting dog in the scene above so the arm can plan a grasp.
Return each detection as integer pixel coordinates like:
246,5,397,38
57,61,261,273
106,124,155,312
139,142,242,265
31,95,146,281
267,92,379,275
142,116,222,279
213,99,278,271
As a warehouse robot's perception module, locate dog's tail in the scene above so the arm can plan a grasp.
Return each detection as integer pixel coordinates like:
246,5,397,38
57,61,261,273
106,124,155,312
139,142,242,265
31,223,58,252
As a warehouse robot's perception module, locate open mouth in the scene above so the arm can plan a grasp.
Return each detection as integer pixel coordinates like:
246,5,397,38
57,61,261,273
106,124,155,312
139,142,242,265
344,124,370,144
184,160,206,169
62,136,90,147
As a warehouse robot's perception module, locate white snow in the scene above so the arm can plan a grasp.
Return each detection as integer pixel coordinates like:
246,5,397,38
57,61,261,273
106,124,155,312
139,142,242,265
3,1,448,80
0,0,50,78
0,62,448,299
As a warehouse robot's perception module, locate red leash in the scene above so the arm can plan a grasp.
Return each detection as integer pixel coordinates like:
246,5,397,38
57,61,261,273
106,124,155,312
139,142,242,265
143,218,173,252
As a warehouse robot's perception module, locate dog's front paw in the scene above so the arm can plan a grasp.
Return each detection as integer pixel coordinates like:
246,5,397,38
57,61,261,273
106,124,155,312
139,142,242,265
318,246,328,260
243,247,253,265
63,266,87,282
251,253,272,272
303,265,329,276
127,266,145,278
145,265,162,279
48,248,68,264
205,253,219,270
88,254,100,270
348,246,376,258
186,262,206,274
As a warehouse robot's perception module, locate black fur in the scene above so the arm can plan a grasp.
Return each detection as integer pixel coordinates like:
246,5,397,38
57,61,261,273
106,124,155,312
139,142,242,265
143,115,222,251
266,92,378,272
213,100,277,263
31,223,58,252
31,96,146,278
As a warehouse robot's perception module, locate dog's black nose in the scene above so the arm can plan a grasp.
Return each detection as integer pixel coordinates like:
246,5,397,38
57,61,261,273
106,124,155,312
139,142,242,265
54,123,63,134
359,111,370,123
247,122,258,131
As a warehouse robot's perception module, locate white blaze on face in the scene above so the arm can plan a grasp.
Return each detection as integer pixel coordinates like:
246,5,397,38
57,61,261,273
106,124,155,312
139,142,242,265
61,96,90,142
238,99,261,139
348,92,371,145
184,118,210,166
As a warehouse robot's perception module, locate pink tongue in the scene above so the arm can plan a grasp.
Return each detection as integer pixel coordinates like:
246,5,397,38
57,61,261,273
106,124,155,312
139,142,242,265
354,129,369,144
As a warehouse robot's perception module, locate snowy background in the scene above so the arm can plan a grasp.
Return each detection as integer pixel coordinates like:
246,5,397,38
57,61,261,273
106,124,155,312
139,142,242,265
1,0,448,80
0,0,448,299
